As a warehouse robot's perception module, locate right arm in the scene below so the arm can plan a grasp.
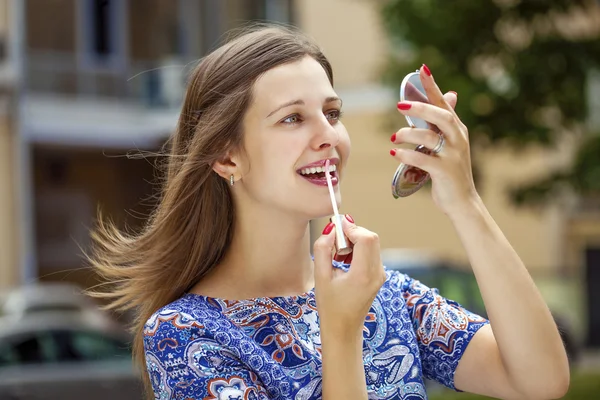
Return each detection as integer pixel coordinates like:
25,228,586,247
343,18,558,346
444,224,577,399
313,216,386,400
320,324,367,399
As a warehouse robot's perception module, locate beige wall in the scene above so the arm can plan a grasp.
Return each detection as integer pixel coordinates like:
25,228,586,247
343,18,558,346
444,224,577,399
295,0,388,88
0,116,16,289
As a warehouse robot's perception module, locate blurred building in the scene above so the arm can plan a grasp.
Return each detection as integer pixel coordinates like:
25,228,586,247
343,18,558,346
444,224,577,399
0,0,16,291
4,0,294,290
1,0,599,343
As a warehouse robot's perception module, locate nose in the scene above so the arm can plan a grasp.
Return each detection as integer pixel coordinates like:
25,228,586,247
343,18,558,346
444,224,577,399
310,115,339,151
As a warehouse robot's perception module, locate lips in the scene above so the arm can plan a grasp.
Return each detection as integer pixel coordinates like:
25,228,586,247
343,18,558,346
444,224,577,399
296,157,340,187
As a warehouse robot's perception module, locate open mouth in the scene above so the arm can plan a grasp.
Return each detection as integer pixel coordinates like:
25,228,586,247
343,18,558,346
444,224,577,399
297,164,338,186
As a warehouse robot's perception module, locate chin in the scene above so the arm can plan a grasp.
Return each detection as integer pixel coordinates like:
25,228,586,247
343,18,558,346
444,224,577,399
287,180,343,219
306,201,342,220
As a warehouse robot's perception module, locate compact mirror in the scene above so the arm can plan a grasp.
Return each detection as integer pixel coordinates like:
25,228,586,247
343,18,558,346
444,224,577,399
391,70,436,198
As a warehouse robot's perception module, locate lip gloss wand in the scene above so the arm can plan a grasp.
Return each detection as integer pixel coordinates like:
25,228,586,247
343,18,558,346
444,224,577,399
325,159,352,256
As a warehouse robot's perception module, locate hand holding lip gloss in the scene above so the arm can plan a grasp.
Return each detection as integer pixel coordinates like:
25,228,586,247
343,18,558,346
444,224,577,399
325,159,353,256
313,213,387,400
314,164,387,399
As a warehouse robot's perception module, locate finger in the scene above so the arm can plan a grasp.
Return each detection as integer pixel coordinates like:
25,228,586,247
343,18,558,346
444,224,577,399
313,222,336,282
336,214,362,246
420,64,454,114
339,217,383,278
339,217,377,257
392,128,441,151
443,91,457,110
397,101,462,140
410,92,456,135
390,148,441,175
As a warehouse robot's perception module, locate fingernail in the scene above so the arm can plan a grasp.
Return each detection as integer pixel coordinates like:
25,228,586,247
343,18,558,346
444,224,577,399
345,214,354,223
397,102,412,111
390,149,397,156
390,133,396,142
322,221,335,235
449,91,457,97
422,64,432,76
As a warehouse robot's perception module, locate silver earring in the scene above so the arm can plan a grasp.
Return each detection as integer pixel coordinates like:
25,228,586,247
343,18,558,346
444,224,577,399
230,174,234,186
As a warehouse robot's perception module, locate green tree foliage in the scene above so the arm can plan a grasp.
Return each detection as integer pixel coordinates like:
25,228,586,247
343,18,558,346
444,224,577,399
380,0,600,206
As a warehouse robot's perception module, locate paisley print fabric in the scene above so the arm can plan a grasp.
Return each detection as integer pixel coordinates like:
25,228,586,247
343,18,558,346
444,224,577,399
143,268,489,399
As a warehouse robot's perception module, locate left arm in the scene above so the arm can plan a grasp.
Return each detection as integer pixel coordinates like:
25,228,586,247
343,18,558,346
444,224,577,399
392,65,570,399
449,196,569,399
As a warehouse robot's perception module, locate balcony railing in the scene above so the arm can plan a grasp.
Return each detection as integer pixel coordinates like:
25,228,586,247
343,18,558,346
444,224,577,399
26,50,187,109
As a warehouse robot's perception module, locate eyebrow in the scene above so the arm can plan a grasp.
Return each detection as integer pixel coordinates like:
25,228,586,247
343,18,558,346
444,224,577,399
266,96,342,118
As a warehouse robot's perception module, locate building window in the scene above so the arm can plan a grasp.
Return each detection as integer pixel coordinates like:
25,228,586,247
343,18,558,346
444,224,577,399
91,0,112,57
79,0,125,69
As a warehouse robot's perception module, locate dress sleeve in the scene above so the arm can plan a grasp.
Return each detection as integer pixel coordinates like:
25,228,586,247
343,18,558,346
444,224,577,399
143,311,270,400
394,270,490,391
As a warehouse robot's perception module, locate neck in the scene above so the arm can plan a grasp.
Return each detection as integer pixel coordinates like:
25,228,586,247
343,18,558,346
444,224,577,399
208,201,315,299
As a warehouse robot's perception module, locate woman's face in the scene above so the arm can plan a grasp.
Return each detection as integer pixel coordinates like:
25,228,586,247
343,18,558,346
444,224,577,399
236,55,351,219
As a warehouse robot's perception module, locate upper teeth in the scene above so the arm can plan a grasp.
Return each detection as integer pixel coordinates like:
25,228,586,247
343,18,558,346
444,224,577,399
300,164,337,175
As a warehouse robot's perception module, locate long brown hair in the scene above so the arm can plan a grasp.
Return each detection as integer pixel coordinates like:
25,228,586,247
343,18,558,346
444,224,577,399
87,24,333,397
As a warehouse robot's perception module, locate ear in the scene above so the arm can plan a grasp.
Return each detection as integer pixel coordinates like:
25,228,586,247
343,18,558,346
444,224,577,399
212,151,241,182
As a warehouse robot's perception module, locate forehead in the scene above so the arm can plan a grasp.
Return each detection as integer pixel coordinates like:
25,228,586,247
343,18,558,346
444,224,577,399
250,56,335,110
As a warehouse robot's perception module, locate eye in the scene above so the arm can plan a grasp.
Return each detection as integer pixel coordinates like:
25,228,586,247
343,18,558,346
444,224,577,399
282,114,302,125
325,109,343,123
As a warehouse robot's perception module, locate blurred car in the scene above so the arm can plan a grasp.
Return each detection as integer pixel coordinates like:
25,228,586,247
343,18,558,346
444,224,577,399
0,311,143,400
381,248,581,364
1,282,120,331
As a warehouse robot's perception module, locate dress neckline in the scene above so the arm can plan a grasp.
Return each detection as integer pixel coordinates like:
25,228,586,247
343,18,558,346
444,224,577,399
183,288,316,305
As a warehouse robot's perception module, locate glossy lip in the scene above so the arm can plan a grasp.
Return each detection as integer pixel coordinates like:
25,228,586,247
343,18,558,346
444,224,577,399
296,157,340,187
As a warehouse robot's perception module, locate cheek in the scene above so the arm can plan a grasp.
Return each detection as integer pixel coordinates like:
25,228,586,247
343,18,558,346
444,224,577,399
244,136,298,178
337,128,351,166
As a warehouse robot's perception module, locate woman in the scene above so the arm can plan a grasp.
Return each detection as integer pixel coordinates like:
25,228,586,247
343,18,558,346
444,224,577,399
89,25,569,399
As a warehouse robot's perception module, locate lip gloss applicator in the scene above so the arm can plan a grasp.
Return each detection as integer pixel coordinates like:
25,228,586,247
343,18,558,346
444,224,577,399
325,159,352,256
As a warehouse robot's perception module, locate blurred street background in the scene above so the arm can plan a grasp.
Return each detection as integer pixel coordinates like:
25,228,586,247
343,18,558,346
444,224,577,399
0,0,599,398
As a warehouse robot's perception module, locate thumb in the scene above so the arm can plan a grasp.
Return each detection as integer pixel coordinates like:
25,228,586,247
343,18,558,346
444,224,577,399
339,214,362,245
443,91,458,110
313,222,336,281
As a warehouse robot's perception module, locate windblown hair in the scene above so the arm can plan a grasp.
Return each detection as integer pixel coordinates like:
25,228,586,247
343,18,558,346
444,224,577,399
87,24,333,397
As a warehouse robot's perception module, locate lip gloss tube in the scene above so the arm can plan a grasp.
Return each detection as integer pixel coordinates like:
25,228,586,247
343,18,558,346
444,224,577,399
325,159,352,256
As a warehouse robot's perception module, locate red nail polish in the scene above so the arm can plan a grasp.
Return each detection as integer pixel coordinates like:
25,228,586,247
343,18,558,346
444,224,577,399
390,149,396,156
397,102,412,111
422,64,432,76
390,133,396,142
322,221,334,235
345,214,354,223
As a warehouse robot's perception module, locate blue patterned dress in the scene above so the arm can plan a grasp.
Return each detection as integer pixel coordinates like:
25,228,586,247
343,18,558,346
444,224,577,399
143,266,489,399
